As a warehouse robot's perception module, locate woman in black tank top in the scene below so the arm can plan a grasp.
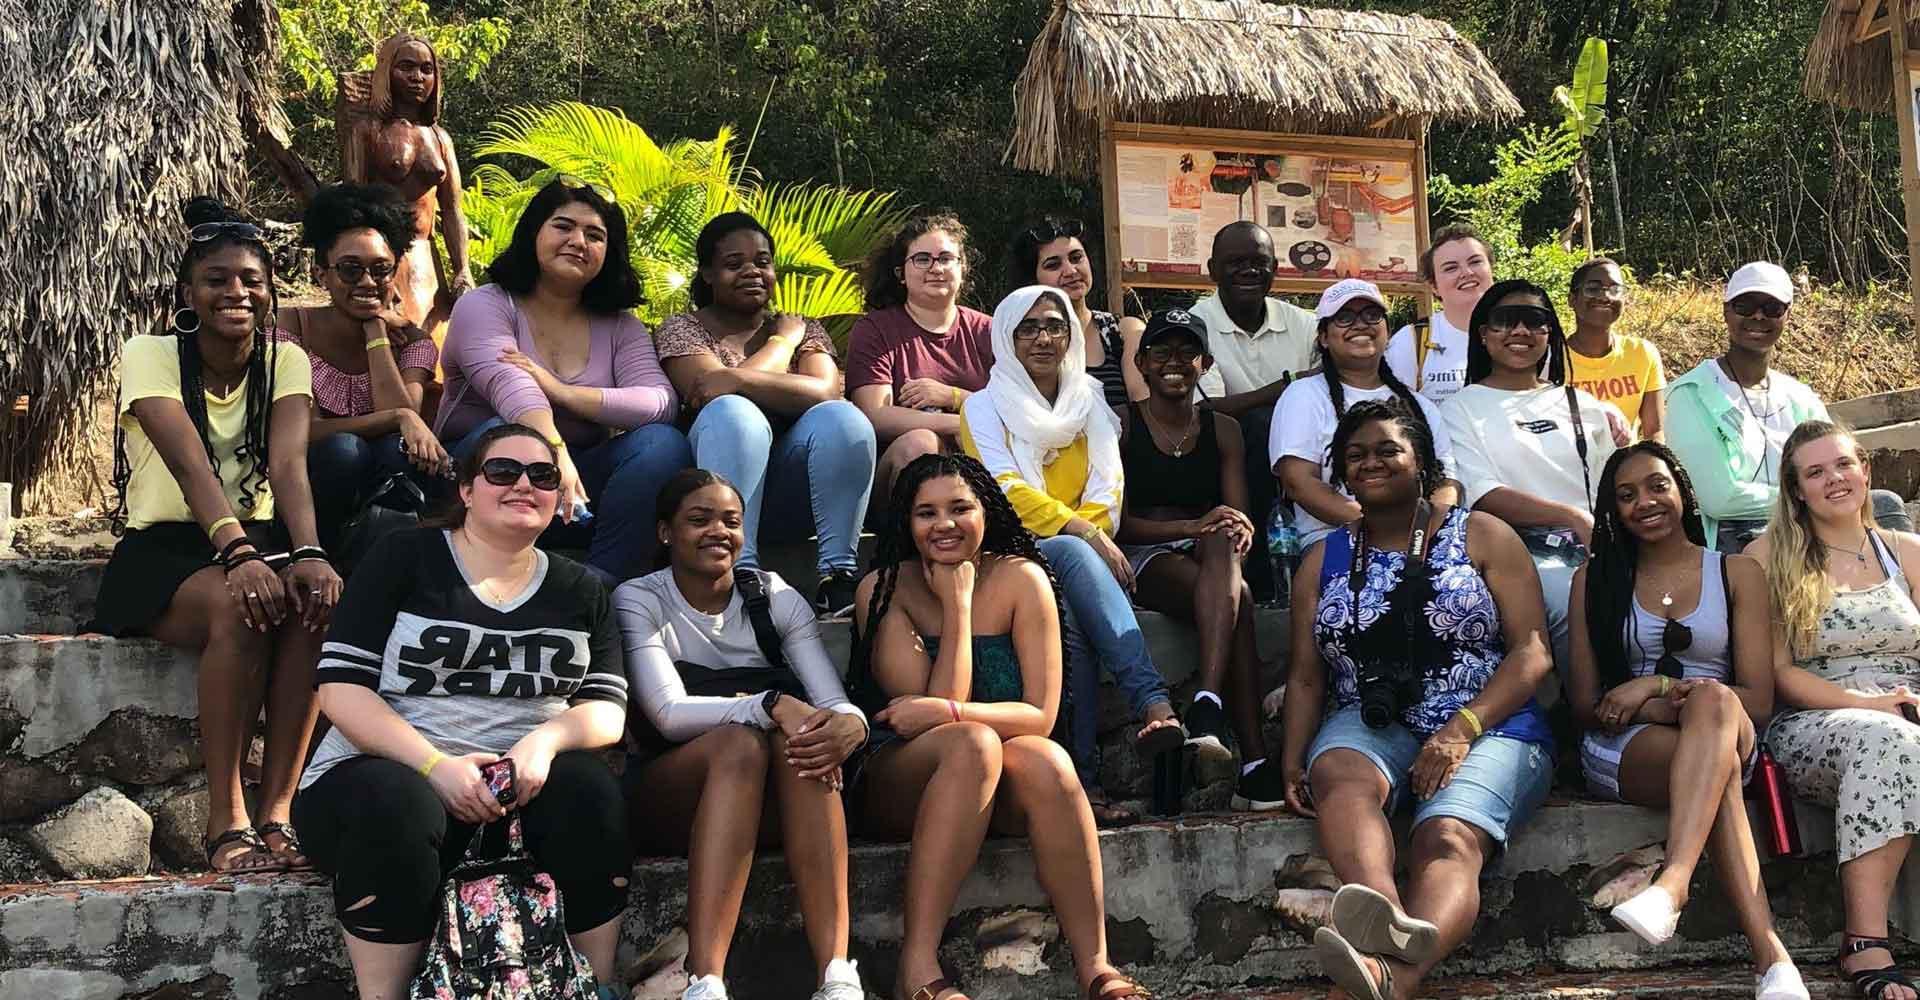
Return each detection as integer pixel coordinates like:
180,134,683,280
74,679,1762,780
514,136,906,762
1113,310,1286,810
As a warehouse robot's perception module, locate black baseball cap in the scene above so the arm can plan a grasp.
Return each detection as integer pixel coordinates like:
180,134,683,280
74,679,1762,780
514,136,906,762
1141,308,1210,350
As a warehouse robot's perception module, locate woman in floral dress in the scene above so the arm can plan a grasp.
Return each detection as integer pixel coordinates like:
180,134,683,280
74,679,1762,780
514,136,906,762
1748,420,1920,1000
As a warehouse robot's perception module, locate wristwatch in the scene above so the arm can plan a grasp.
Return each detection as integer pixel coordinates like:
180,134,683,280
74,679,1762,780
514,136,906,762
761,689,782,724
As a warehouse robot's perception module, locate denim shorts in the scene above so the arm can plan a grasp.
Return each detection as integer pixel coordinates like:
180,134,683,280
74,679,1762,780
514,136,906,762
1307,705,1553,846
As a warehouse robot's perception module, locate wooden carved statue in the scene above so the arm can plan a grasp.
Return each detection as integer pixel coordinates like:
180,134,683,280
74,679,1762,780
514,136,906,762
338,33,473,335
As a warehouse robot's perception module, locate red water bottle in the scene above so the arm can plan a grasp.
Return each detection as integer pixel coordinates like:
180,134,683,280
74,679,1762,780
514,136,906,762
1746,748,1804,859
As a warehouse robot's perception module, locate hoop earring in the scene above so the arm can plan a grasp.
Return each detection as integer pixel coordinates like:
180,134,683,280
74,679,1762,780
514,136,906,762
170,308,200,334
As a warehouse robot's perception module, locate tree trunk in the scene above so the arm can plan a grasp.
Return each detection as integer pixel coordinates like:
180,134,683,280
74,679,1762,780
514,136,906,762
231,0,319,206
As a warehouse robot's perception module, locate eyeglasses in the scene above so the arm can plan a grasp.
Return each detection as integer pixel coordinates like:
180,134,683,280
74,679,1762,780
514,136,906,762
1485,305,1555,332
323,260,397,284
1656,618,1693,679
1579,281,1627,300
1013,319,1071,343
1728,297,1788,319
1329,307,1387,330
190,221,266,243
557,174,617,205
905,252,962,271
1145,343,1204,364
480,458,561,491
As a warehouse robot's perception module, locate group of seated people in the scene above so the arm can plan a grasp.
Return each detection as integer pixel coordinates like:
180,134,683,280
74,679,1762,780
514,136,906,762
88,185,1920,1000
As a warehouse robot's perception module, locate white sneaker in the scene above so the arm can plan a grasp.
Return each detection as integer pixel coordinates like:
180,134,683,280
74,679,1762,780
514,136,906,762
1609,885,1681,946
683,974,729,1000
1755,961,1810,1000
812,958,865,1000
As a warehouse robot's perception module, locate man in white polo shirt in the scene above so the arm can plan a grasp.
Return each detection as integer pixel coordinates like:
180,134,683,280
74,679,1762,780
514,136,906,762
1191,221,1317,600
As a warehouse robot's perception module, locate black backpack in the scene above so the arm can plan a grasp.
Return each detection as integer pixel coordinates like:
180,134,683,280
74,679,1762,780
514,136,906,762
629,568,807,751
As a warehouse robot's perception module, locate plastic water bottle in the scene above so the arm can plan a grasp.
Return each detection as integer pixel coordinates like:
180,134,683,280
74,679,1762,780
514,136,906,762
1265,500,1299,608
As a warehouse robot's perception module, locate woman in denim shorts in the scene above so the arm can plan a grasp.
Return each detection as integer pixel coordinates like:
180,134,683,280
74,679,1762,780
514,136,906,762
1279,400,1556,1000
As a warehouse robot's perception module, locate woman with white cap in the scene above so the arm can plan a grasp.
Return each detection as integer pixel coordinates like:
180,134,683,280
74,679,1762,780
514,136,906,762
1273,278,1459,554
1666,261,1911,555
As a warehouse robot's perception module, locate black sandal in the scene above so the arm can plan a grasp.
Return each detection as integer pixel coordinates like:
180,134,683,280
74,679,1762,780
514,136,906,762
1840,933,1917,999
204,827,285,874
256,821,312,872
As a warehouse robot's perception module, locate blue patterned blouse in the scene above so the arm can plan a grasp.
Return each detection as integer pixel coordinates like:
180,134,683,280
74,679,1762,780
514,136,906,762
1313,506,1552,743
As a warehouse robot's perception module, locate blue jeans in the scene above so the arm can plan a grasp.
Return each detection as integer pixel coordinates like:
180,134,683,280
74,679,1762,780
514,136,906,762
1038,533,1172,786
308,432,411,548
687,395,875,575
446,418,693,583
1518,529,1585,677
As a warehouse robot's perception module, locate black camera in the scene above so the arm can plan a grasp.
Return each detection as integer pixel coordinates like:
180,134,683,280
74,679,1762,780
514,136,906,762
1354,657,1421,730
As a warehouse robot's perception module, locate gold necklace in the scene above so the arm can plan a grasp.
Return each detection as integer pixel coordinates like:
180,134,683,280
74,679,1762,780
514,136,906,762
460,530,534,602
1143,406,1199,458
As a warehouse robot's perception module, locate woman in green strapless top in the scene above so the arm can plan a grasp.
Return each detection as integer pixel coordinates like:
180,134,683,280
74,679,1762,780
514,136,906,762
847,453,1152,1000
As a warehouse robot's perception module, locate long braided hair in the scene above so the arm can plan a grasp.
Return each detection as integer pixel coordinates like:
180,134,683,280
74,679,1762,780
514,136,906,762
110,198,281,534
849,453,1072,744
1583,442,1709,689
1315,317,1431,460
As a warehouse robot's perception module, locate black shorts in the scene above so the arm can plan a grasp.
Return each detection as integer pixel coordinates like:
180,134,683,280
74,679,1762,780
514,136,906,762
88,520,288,635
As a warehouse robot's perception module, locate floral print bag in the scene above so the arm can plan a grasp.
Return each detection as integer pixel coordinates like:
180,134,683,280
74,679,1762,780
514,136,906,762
408,766,599,1000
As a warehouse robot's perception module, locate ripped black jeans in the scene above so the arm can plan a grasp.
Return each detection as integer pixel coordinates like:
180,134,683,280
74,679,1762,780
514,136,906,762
292,750,630,943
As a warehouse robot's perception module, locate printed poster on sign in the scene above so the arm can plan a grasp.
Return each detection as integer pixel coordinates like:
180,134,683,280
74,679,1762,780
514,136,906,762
1113,140,1420,288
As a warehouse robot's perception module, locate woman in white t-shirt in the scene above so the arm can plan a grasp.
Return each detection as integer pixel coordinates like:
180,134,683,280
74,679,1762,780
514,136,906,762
1273,279,1459,550
1442,278,1620,673
1382,224,1494,406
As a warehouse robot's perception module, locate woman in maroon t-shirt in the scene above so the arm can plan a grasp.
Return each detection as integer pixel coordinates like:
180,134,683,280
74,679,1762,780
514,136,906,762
845,213,994,497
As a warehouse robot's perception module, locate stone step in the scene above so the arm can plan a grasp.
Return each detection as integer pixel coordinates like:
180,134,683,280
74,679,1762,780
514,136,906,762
0,801,1858,1000
1181,962,1862,998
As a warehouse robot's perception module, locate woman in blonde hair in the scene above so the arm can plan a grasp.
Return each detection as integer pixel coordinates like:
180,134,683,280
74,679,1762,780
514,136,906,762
1747,420,1920,1000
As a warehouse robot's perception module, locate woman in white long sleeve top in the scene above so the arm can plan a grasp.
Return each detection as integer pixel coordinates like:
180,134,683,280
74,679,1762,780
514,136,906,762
615,469,869,1000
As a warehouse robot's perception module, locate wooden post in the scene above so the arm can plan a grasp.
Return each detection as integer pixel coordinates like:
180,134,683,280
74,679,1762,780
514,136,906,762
1100,120,1126,317
1413,120,1435,320
1889,0,1920,359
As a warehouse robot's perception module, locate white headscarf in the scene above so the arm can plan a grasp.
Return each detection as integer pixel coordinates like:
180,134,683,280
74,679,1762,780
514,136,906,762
963,285,1124,512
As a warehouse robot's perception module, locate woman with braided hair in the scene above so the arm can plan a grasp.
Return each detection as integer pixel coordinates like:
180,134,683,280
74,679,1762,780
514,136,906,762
1281,400,1554,1000
92,197,340,873
846,452,1151,1000
1564,442,1805,998
1274,278,1459,551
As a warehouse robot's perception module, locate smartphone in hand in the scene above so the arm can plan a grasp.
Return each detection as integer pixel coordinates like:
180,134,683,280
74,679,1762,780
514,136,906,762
1901,703,1919,726
479,758,518,808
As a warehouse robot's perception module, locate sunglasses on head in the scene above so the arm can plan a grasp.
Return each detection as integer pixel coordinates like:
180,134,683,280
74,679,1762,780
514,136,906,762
557,174,617,205
1485,304,1555,332
1655,618,1693,679
1727,297,1788,319
190,221,266,244
480,457,561,491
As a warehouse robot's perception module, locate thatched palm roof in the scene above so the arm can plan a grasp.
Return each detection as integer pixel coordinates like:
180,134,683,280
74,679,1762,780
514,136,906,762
0,0,262,509
1009,0,1524,178
1804,0,1918,111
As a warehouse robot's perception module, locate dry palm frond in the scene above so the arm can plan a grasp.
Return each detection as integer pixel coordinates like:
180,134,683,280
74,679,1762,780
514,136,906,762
0,0,258,512
1009,0,1523,178
1803,0,1916,111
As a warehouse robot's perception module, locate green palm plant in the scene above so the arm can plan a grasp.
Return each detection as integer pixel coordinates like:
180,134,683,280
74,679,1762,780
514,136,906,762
460,101,911,338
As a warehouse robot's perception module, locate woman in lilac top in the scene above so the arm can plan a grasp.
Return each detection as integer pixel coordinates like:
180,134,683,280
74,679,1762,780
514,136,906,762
436,179,691,581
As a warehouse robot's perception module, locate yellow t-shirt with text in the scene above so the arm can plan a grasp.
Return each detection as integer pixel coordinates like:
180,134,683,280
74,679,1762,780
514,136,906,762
1567,334,1665,435
118,334,313,530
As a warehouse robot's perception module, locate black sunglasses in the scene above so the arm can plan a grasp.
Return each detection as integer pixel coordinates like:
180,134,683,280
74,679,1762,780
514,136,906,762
190,221,266,244
1655,618,1693,679
480,457,561,491
1727,297,1788,319
323,259,398,284
1485,305,1555,332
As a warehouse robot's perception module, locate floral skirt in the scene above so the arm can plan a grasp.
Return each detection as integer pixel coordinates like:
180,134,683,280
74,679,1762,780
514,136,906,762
1768,675,1920,863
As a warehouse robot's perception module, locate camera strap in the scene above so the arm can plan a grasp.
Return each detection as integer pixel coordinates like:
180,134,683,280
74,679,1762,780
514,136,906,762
1346,498,1436,617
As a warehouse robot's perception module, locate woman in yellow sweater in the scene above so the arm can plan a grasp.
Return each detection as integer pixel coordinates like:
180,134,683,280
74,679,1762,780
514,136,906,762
960,285,1179,823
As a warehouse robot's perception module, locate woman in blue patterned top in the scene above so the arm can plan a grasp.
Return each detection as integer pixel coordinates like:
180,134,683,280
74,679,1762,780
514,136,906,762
1279,400,1555,1000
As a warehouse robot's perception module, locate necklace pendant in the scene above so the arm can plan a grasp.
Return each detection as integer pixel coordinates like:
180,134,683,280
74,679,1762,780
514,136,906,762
1660,592,1673,608
1172,446,1183,458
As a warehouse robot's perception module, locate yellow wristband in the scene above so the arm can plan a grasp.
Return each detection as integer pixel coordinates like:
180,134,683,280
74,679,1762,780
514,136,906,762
205,516,240,540
1458,707,1484,737
363,337,391,351
951,386,960,410
418,750,446,777
1658,676,1672,696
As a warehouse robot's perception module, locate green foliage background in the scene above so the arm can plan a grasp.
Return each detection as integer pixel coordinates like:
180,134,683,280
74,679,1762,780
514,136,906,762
270,0,1908,310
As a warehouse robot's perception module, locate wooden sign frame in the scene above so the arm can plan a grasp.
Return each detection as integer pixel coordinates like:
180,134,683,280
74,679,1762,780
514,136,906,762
1099,121,1433,314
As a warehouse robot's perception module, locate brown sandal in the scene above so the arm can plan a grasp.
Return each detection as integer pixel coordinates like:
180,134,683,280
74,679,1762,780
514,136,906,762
1086,971,1154,999
204,828,285,874
902,978,964,1000
257,821,312,872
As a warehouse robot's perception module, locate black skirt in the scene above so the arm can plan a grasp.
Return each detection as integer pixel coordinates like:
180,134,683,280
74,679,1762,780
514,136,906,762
89,520,289,636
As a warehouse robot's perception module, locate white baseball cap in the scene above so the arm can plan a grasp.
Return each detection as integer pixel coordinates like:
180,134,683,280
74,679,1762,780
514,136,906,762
1316,278,1387,319
1724,261,1793,305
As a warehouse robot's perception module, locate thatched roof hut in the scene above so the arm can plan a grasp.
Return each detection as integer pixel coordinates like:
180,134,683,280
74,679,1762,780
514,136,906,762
1009,0,1523,178
1804,0,1917,111
0,0,273,510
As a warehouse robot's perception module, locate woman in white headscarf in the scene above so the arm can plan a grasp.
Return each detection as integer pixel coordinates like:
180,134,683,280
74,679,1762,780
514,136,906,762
959,285,1180,824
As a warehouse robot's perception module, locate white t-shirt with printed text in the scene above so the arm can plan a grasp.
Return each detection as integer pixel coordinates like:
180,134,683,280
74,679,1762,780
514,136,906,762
1384,312,1470,406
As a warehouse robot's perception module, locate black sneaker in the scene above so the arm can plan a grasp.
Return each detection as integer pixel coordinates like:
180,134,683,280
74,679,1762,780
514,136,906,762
1183,696,1234,761
813,570,860,621
1231,758,1287,812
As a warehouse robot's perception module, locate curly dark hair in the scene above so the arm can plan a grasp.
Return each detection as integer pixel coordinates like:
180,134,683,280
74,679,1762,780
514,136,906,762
110,197,281,534
863,211,972,310
1009,215,1084,287
1583,441,1710,690
1327,399,1445,500
849,453,1071,745
690,211,775,310
486,179,642,314
301,182,417,263
650,467,743,569
1464,278,1568,387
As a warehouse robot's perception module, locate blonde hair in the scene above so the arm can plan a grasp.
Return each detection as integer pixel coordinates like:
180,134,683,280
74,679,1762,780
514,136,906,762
1765,419,1876,655
370,34,442,124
